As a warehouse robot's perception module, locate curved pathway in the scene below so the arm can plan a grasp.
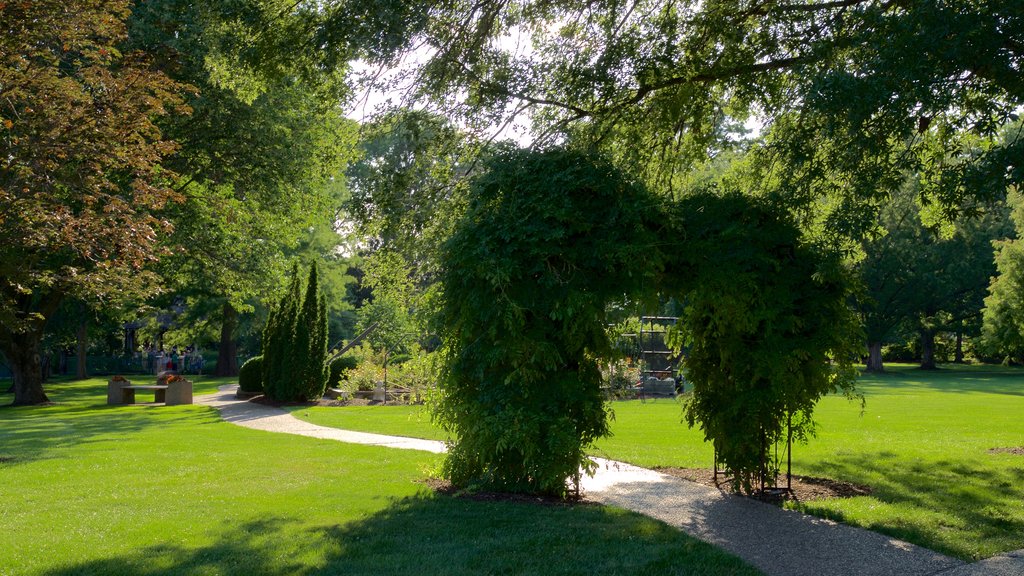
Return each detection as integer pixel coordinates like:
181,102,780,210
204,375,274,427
198,385,1021,576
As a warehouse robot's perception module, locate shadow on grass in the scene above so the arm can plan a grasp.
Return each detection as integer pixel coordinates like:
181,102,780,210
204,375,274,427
857,367,1024,397
0,377,224,468
38,495,762,576
800,452,1024,558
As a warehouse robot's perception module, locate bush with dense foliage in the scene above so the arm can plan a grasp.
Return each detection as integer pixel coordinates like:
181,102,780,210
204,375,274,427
261,263,328,401
662,194,860,491
435,148,663,496
238,356,264,393
436,148,858,496
328,355,359,388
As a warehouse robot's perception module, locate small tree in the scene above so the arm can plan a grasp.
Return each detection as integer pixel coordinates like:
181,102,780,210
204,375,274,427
294,263,328,399
261,263,328,401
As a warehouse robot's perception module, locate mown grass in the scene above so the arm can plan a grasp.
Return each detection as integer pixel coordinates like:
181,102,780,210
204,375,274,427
291,364,1024,560
0,377,761,576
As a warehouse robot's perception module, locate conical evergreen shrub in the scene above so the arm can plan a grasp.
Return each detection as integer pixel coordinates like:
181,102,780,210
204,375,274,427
261,262,328,402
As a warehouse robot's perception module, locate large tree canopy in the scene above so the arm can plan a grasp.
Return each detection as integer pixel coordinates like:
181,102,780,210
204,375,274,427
127,0,358,375
0,0,190,404
324,0,1021,233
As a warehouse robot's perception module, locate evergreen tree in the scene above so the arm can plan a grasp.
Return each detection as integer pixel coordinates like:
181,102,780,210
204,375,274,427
263,264,302,401
260,305,278,395
261,262,328,401
295,263,328,400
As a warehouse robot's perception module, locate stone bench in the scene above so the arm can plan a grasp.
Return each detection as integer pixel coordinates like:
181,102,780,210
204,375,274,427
639,377,677,398
107,375,193,406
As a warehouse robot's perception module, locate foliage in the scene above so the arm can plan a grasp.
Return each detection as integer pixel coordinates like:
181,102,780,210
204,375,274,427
238,355,264,393
601,359,642,400
0,0,190,404
856,181,1009,370
437,148,859,495
982,188,1024,363
126,0,358,375
293,264,329,399
342,359,383,393
261,263,328,402
387,346,439,402
663,193,861,492
328,355,359,389
355,251,418,356
326,0,1022,241
435,148,663,496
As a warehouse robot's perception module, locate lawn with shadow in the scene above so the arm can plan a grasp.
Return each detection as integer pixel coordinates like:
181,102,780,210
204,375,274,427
0,377,761,576
290,364,1024,560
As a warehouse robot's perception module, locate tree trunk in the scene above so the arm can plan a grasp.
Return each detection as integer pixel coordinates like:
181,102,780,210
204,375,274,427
954,330,965,363
865,341,884,372
215,302,239,377
920,329,937,370
75,313,88,380
2,330,49,405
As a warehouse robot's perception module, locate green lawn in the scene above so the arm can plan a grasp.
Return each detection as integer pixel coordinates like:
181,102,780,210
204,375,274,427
0,377,760,576
291,364,1024,560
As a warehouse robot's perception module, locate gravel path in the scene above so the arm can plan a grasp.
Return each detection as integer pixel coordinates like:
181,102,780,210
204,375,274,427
197,385,1021,576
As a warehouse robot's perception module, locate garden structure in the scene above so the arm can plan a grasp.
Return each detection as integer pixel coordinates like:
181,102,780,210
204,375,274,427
435,148,860,496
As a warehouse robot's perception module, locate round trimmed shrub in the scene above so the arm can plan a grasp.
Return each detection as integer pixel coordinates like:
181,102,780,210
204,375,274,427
238,355,264,393
328,355,358,388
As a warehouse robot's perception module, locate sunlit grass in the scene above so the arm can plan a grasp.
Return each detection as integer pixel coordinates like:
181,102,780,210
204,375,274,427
290,364,1024,560
0,377,760,576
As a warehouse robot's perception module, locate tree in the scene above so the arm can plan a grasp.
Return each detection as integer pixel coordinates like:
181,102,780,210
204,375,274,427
0,0,189,405
858,180,1010,371
262,266,302,401
982,188,1024,363
127,0,358,376
262,263,328,401
322,0,1021,233
294,263,329,400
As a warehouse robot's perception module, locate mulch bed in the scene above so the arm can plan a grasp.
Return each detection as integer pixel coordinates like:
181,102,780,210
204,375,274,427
419,478,597,507
988,446,1024,455
655,467,872,503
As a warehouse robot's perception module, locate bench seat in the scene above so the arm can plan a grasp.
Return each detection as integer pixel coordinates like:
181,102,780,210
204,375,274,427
107,378,192,406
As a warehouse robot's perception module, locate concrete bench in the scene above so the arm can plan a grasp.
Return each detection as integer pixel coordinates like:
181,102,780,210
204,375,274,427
639,377,677,398
107,376,193,406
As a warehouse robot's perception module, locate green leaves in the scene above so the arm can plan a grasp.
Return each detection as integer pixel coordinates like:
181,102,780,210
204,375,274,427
436,150,860,495
436,148,660,496
263,263,328,401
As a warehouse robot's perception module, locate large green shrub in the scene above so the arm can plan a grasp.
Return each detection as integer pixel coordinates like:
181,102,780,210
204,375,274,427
238,356,264,393
663,194,860,492
261,263,329,402
437,148,859,497
328,355,359,388
435,148,662,496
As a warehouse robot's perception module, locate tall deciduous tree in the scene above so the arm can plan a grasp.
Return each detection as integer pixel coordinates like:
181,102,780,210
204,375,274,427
0,0,189,405
127,0,357,375
858,181,1009,371
324,0,1021,233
